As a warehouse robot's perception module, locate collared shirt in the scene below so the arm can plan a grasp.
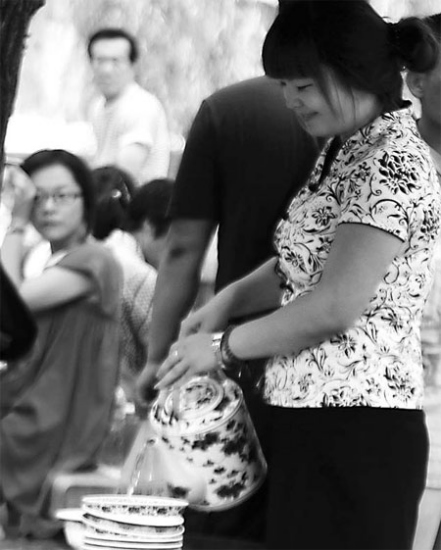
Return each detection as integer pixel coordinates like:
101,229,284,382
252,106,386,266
264,107,441,409
90,82,170,183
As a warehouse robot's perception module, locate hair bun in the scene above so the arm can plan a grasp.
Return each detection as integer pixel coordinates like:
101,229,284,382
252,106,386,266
393,17,439,72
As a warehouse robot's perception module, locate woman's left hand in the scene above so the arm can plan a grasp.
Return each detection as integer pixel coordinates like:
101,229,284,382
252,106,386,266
154,333,218,390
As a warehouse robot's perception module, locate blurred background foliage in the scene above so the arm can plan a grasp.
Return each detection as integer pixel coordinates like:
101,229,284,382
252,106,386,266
12,0,276,143
8,0,437,158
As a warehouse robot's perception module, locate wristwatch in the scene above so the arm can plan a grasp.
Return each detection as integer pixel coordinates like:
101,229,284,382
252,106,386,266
211,329,244,376
211,332,224,370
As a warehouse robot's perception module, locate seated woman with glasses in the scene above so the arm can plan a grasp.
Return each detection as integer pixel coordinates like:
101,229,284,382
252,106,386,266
0,149,123,538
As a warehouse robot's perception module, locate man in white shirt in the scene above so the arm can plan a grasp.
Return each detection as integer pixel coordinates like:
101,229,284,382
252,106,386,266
88,28,170,184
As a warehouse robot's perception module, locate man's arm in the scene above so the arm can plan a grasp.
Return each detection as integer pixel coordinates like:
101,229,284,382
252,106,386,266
136,98,219,405
136,218,215,403
149,218,215,362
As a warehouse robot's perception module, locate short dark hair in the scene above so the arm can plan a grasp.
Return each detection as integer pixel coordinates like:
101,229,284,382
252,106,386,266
263,0,439,111
88,28,139,63
92,165,137,240
21,149,96,233
126,179,174,237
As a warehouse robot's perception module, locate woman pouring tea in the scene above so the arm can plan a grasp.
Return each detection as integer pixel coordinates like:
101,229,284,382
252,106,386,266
144,2,441,549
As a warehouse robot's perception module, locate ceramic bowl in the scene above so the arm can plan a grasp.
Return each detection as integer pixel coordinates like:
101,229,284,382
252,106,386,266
83,542,183,550
83,517,184,539
54,508,84,549
82,495,188,517
84,528,184,543
83,509,184,537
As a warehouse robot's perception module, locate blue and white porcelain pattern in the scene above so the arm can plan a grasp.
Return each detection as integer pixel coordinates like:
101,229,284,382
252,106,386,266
150,375,267,511
82,495,188,518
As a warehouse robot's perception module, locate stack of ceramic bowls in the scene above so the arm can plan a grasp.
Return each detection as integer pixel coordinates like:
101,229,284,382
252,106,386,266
80,495,188,550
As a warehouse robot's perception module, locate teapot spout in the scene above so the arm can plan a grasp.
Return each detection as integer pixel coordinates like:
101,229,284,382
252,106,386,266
119,417,206,504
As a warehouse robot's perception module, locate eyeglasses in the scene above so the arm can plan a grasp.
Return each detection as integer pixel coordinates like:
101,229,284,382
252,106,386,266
33,192,83,206
91,56,130,68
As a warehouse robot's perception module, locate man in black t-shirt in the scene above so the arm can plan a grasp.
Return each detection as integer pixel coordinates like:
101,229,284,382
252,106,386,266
136,76,319,542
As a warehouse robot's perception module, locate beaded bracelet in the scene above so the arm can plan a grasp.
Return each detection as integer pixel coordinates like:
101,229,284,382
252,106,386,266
220,325,245,373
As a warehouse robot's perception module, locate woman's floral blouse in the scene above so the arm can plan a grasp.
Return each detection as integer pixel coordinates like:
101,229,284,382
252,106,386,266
264,107,441,409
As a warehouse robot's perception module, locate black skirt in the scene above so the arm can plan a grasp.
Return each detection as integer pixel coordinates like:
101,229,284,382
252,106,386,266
265,406,428,550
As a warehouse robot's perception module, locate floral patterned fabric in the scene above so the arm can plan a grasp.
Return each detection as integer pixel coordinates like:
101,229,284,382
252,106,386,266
264,107,441,409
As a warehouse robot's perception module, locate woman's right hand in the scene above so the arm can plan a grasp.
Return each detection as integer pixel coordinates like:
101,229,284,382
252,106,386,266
179,289,234,338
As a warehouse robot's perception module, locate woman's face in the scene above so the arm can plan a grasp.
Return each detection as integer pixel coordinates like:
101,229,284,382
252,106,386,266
281,69,381,139
30,164,87,251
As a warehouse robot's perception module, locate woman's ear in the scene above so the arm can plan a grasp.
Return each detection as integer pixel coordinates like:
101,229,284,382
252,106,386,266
406,72,427,100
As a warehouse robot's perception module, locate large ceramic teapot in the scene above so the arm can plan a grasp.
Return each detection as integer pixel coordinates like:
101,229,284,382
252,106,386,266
149,372,267,511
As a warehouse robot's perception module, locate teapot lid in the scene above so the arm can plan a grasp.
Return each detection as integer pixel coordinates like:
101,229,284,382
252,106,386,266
150,375,242,435
165,376,224,419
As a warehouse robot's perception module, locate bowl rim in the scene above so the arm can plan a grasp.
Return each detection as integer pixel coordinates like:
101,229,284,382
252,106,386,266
83,516,185,536
55,508,84,522
82,509,185,527
84,531,184,543
82,541,183,550
82,494,188,508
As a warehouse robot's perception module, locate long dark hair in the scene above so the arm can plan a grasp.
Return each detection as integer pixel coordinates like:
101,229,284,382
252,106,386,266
263,1,439,112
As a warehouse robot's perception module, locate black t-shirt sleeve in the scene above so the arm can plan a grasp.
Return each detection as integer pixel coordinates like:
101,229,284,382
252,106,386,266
169,100,220,221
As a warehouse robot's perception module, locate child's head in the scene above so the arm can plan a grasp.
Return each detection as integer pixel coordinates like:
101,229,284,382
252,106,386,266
125,178,173,237
263,1,439,124
125,178,174,265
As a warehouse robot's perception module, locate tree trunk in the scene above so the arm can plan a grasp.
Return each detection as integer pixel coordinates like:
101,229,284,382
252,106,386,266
0,0,45,186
